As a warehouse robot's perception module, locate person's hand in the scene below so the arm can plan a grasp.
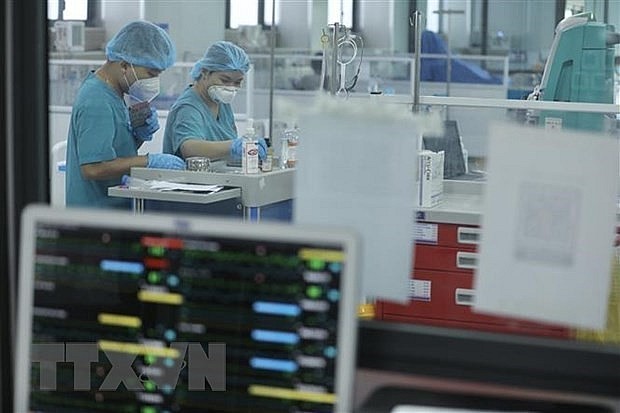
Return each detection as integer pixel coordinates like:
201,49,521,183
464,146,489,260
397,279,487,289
132,107,159,141
230,137,268,160
146,153,185,170
230,138,244,160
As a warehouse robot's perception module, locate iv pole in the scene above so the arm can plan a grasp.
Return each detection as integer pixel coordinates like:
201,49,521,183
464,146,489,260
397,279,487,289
329,22,340,95
411,10,423,113
433,8,464,120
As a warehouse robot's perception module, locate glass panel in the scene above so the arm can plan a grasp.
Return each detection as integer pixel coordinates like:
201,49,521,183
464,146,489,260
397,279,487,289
47,0,59,20
426,0,440,32
230,0,259,28
328,0,353,28
264,0,280,26
62,0,88,21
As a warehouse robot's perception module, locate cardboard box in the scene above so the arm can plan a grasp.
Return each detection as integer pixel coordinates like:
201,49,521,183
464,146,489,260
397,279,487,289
416,150,444,208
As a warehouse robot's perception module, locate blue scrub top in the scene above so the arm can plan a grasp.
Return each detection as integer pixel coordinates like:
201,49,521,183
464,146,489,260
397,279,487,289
163,86,237,157
65,71,134,209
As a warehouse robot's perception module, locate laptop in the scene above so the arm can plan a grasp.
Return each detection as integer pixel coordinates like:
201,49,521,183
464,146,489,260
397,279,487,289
15,204,360,413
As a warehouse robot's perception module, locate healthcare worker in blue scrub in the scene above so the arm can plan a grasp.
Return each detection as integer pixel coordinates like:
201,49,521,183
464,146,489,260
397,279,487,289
162,41,267,160
66,20,185,209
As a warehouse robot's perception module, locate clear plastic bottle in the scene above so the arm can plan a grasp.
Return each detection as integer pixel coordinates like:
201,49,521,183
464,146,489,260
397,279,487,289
281,126,299,169
279,134,289,169
242,120,259,174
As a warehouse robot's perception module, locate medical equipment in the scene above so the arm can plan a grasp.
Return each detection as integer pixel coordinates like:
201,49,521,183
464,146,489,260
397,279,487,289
321,23,364,97
533,12,620,131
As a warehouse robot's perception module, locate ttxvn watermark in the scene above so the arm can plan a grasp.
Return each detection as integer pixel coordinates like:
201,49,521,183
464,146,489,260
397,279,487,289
30,342,226,391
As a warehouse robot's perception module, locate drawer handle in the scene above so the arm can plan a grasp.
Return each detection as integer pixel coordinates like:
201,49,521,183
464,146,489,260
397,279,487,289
456,251,478,269
457,227,480,245
455,288,475,306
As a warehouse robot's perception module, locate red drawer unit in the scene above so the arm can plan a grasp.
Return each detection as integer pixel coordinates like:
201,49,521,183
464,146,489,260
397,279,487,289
376,221,571,339
377,269,570,338
414,244,478,273
413,221,480,249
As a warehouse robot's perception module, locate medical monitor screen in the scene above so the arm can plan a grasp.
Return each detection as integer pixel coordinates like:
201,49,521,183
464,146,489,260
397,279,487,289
15,206,358,413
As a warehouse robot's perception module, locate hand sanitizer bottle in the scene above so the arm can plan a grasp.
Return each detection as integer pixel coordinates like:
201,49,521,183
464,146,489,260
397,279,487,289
242,120,259,174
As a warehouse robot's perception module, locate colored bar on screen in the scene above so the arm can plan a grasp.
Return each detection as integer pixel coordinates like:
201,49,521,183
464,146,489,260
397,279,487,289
250,357,298,373
251,329,299,345
253,301,301,317
100,260,144,274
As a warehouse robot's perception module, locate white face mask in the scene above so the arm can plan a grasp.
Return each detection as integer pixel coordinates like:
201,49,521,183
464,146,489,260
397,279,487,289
124,64,160,105
207,85,239,105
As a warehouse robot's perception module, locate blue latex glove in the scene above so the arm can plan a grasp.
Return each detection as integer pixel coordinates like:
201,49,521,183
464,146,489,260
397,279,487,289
230,137,268,161
256,137,267,161
230,138,244,160
132,107,159,141
146,153,186,170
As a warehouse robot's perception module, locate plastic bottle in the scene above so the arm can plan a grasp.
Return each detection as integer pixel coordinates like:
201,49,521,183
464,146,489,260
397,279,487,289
242,120,259,174
279,134,289,169
284,126,299,168
261,147,273,172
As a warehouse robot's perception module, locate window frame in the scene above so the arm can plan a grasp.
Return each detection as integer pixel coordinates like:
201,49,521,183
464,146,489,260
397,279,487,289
226,0,357,32
226,0,269,30
327,0,357,31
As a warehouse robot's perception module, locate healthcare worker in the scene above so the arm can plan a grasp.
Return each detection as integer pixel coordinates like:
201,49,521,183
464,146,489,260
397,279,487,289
163,41,267,160
66,20,185,209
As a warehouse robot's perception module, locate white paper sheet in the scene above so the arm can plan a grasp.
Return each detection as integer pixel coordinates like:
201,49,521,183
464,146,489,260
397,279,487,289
473,122,619,330
127,179,223,193
293,96,442,301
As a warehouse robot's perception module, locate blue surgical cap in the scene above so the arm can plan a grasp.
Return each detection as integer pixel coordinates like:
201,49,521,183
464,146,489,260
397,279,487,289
105,21,176,70
190,41,250,80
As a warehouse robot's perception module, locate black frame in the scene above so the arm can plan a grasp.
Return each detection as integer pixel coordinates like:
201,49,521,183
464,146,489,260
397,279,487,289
358,321,620,398
2,1,49,411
